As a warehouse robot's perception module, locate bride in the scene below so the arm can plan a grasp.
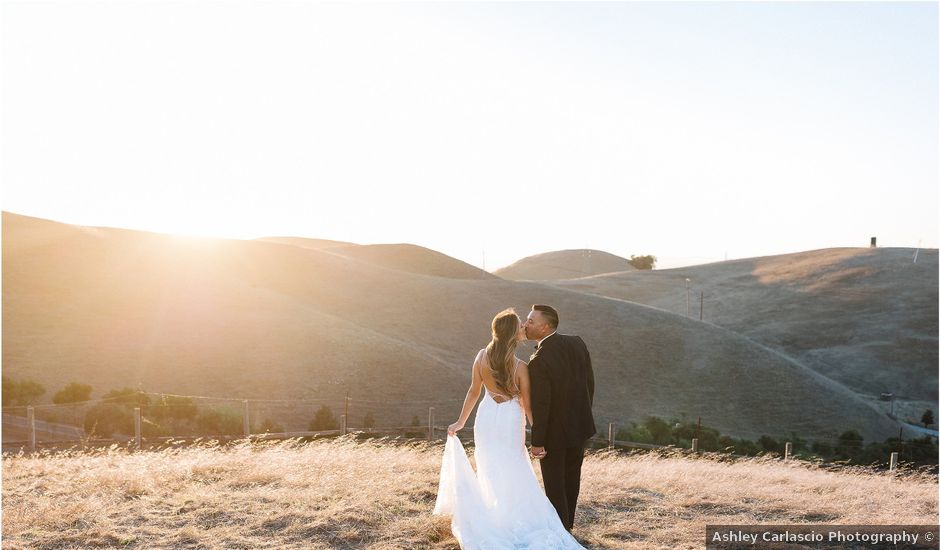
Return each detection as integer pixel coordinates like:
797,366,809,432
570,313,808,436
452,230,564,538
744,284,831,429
433,308,585,549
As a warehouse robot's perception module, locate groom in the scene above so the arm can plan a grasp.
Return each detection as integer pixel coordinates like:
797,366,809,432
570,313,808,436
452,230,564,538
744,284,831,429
524,304,596,532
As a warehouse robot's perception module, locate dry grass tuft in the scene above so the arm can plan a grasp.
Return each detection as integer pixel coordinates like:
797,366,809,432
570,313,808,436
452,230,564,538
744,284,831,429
3,437,936,549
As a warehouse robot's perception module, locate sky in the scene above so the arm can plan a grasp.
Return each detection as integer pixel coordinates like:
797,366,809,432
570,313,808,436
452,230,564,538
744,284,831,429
2,1,937,271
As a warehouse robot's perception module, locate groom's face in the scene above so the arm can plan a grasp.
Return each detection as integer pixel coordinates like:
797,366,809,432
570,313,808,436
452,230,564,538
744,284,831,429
524,311,548,341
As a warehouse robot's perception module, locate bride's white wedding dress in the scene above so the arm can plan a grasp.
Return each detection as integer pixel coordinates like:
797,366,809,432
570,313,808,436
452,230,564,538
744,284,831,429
433,385,585,549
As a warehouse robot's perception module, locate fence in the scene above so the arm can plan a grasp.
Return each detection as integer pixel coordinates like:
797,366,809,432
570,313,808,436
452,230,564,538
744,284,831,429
3,393,937,473
1,392,459,450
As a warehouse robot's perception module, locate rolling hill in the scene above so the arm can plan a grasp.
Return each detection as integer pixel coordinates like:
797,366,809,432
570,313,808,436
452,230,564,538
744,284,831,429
2,212,906,442
494,249,636,280
551,248,939,420
257,239,494,280
324,243,496,280
255,236,354,249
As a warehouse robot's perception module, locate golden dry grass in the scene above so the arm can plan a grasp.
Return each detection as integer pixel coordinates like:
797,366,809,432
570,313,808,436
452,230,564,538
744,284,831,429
3,437,936,549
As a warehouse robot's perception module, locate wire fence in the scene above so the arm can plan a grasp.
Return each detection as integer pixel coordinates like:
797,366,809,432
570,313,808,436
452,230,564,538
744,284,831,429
3,391,937,473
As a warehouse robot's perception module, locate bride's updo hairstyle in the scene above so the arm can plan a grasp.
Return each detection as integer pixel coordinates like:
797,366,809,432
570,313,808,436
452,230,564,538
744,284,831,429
485,308,521,397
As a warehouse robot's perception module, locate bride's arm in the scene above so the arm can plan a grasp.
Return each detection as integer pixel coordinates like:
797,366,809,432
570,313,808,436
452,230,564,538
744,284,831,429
517,360,534,427
448,350,484,435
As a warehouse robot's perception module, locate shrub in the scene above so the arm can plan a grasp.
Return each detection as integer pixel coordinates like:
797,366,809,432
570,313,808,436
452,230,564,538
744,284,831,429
758,435,782,453
835,430,864,459
150,395,198,421
309,405,339,431
642,416,673,445
196,407,243,436
53,382,93,405
84,403,133,438
3,377,46,406
102,388,151,412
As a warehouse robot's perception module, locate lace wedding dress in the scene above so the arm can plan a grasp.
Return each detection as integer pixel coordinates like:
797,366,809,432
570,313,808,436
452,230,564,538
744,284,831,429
433,385,585,549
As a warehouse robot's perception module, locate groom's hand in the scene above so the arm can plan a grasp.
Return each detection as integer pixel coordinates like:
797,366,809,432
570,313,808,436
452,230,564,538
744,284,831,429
530,446,546,459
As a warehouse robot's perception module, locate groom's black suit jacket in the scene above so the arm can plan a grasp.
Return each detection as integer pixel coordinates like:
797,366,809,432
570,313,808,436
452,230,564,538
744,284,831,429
528,333,596,449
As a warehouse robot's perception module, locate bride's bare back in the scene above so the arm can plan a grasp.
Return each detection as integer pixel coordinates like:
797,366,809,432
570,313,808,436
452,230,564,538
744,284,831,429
476,348,523,403
475,348,534,427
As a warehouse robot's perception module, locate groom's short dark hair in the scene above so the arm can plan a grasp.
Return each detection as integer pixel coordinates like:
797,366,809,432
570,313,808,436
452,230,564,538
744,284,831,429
532,305,559,329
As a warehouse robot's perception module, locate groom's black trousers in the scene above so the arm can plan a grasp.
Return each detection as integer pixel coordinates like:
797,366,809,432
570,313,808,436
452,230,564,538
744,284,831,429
539,442,586,530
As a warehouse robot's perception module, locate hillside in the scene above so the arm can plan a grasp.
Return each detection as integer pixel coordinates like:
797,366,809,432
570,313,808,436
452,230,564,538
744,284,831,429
2,212,907,442
255,236,354,249
494,249,636,280
256,240,494,280
551,248,939,419
325,243,496,280
2,438,936,549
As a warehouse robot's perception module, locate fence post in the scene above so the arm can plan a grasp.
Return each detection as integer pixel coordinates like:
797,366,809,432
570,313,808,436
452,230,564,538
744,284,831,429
243,400,250,438
340,414,347,436
889,452,899,471
428,407,435,442
784,442,792,460
691,438,699,453
134,407,142,449
27,406,36,452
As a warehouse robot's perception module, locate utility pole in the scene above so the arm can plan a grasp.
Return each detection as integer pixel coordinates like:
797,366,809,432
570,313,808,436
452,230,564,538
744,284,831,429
344,391,349,431
699,291,704,321
685,278,691,317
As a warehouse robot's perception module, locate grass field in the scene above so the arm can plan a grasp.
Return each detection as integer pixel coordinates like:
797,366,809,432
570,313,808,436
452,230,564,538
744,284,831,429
3,437,936,549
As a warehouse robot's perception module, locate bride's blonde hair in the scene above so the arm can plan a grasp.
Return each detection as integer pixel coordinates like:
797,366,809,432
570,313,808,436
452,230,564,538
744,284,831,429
485,308,521,397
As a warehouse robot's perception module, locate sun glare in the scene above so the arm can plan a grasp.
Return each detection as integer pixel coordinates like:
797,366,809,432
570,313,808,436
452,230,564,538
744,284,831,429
139,216,261,242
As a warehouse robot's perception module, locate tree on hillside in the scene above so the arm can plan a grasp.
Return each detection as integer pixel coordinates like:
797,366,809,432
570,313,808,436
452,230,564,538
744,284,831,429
84,403,133,438
672,421,721,451
628,255,656,270
835,430,864,459
642,416,672,445
17,380,46,406
3,377,46,406
53,382,93,404
102,387,151,412
811,440,833,456
309,405,339,431
758,435,782,453
196,407,243,436
150,395,198,421
922,409,934,428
